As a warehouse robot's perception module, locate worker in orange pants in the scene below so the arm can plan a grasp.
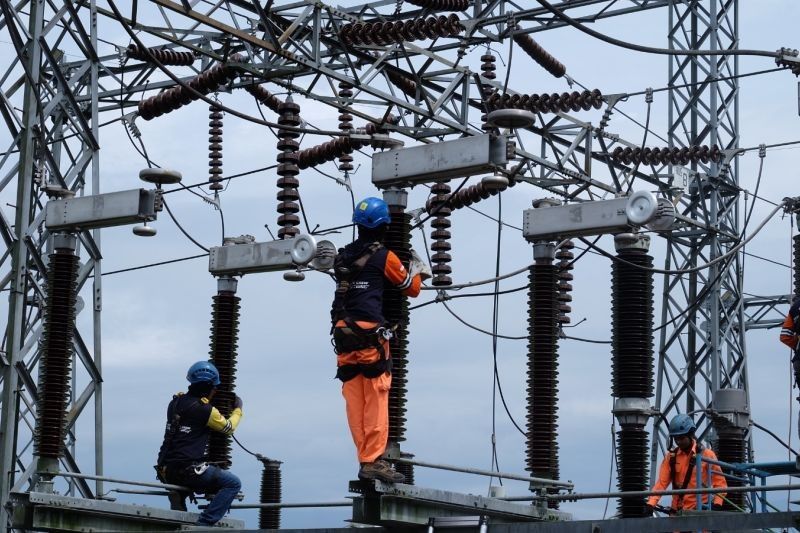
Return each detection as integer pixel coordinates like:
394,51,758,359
330,197,425,483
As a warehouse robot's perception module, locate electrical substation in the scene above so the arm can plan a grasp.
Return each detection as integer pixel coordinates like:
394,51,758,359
2,0,800,531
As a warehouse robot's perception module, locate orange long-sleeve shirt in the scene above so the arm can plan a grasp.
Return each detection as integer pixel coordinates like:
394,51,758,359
780,299,800,349
647,441,727,510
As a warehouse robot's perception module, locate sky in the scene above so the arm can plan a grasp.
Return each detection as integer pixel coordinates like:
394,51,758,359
3,0,800,529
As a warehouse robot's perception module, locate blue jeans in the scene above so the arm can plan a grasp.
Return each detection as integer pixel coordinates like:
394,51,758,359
188,465,241,525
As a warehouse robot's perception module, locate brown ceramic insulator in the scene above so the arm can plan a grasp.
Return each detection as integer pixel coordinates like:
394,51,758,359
387,70,418,99
295,116,398,170
208,106,224,191
429,181,452,286
555,240,574,325
138,54,242,120
481,53,497,130
611,144,722,166
243,83,284,114
276,100,302,239
207,290,241,469
338,82,355,172
794,235,800,294
512,28,566,78
487,89,602,115
383,208,412,444
424,180,499,214
33,250,79,459
526,264,560,502
258,459,282,529
340,14,463,46
404,0,469,10
126,44,195,66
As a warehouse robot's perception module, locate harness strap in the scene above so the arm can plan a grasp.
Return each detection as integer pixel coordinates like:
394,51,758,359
332,241,383,317
670,443,704,510
157,398,203,466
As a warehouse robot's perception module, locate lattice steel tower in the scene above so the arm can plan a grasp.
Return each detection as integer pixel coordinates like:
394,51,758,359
653,0,748,477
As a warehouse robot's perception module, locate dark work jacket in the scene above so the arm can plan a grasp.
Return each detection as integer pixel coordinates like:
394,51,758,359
157,393,213,468
331,239,391,325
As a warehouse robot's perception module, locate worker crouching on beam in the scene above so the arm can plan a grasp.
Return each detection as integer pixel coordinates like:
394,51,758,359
155,361,244,526
646,414,727,514
330,197,427,483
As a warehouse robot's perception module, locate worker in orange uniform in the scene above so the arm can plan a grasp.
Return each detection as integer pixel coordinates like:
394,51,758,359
330,197,427,483
646,414,727,514
779,296,800,393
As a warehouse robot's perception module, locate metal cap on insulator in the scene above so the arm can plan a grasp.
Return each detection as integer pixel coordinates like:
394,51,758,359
383,188,408,208
481,171,509,191
217,276,238,294
139,168,182,186
612,397,651,427
533,242,556,263
531,197,561,209
52,233,77,252
283,269,305,282
711,388,750,432
486,109,536,129
132,223,157,237
614,232,651,252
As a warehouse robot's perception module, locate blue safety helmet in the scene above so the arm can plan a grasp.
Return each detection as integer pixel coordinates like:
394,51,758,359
186,361,221,386
668,414,696,437
352,197,390,229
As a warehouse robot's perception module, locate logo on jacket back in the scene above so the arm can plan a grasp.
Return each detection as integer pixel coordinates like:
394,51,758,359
351,281,369,290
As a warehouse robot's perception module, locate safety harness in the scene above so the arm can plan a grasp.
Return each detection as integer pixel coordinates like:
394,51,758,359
669,441,703,510
332,241,395,382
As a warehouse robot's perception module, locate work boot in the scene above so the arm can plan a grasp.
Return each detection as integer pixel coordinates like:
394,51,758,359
167,491,187,512
358,460,405,483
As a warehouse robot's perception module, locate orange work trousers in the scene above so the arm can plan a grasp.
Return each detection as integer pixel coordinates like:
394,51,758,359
336,321,391,464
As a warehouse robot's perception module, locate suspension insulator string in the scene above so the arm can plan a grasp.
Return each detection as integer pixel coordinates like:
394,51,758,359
340,14,464,46
137,54,242,120
276,97,302,239
126,44,195,66
208,104,224,192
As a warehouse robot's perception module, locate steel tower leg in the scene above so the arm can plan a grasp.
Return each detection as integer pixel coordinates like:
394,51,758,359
0,1,46,526
654,0,746,477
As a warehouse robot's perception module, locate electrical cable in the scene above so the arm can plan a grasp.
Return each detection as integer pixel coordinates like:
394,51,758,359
161,198,210,252
602,415,617,519
751,420,799,457
489,192,505,483
626,67,787,98
89,253,208,278
625,97,652,194
161,164,279,194
417,222,526,437
106,0,348,137
579,200,786,275
534,0,782,58
440,300,526,340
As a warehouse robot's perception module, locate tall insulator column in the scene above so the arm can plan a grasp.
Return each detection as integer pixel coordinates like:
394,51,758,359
207,276,241,468
276,97,301,239
555,240,574,325
34,234,79,475
480,53,497,132
208,105,223,192
525,199,561,507
429,181,452,286
794,210,800,294
338,82,354,173
258,457,282,529
382,188,414,484
712,389,749,511
611,233,653,518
